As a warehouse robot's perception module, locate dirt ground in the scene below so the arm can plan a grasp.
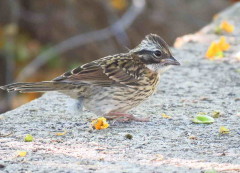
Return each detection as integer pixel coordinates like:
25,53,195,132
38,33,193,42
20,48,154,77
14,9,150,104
0,3,240,173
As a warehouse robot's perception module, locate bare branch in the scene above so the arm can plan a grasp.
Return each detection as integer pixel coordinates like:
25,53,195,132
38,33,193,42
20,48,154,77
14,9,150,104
100,1,130,47
16,0,146,81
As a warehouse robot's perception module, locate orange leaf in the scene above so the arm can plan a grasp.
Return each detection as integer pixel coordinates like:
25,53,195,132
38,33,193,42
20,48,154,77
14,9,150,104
218,36,230,51
91,117,109,130
205,36,230,60
220,21,234,33
205,42,222,59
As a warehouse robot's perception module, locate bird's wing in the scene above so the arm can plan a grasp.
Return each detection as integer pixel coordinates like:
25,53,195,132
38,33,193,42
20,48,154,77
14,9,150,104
53,55,145,87
53,61,110,84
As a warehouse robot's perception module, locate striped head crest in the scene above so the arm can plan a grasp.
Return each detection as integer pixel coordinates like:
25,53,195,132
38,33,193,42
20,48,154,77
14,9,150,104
131,34,180,71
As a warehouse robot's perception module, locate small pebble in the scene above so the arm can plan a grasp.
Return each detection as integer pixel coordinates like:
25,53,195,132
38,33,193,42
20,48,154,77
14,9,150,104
125,134,133,140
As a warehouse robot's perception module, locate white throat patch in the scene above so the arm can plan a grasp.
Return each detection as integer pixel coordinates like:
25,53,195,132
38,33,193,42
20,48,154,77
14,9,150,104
146,64,171,73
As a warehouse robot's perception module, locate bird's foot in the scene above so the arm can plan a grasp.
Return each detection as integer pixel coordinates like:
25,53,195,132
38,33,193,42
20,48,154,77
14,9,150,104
106,112,150,122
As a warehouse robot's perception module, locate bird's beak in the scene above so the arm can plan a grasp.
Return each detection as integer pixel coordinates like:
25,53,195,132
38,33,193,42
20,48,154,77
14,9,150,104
162,56,180,66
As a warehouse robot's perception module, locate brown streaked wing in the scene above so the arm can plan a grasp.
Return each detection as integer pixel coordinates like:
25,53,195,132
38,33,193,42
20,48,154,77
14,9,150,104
102,56,144,86
52,54,144,87
68,68,116,86
53,61,100,81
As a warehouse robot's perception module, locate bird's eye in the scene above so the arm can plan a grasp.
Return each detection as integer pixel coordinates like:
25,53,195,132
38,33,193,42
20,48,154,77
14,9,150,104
154,50,162,57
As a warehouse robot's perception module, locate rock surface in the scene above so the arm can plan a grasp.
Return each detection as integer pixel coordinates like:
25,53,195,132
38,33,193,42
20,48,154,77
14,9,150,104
1,3,240,173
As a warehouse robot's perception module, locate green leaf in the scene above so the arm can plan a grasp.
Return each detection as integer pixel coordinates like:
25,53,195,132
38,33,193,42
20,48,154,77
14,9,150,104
192,115,215,124
215,51,224,58
24,134,34,142
204,169,218,173
214,26,222,35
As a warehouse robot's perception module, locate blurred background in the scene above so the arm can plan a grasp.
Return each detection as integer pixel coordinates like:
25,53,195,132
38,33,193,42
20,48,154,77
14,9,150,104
0,0,236,113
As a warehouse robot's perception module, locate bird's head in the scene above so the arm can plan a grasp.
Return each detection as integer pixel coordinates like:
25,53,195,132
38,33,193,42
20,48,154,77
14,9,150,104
131,34,180,72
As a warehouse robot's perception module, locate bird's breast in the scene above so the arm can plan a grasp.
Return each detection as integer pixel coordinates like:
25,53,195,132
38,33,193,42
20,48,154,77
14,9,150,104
83,76,159,115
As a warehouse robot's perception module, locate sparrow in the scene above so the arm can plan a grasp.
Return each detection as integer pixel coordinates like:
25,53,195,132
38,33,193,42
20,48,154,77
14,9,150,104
1,34,180,121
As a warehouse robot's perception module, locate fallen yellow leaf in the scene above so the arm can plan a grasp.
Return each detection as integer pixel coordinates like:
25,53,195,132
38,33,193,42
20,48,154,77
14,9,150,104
161,113,172,119
55,130,67,136
220,21,234,33
219,126,230,134
17,151,27,157
91,117,109,130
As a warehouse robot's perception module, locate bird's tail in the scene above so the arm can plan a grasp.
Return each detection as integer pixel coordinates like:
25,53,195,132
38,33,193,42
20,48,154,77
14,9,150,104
0,81,73,93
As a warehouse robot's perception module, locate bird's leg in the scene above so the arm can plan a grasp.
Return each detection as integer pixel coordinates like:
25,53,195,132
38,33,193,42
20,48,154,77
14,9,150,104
76,96,84,111
106,112,150,122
